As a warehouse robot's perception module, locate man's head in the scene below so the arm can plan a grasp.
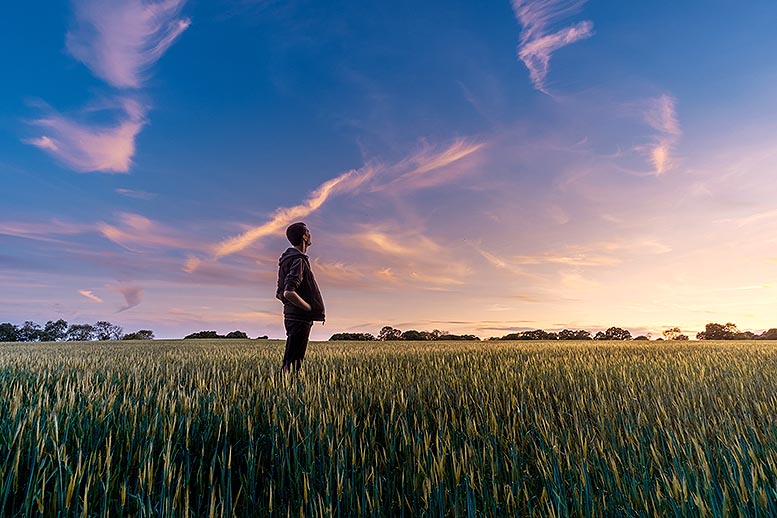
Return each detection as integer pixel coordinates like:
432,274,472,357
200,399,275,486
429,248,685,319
286,222,311,247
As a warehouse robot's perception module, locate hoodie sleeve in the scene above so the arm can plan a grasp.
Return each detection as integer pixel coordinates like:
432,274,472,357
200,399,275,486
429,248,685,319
284,257,305,292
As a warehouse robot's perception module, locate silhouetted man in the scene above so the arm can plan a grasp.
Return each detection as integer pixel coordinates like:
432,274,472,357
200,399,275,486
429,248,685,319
276,222,325,372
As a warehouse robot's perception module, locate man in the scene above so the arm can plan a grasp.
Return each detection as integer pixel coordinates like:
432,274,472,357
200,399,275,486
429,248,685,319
276,222,325,372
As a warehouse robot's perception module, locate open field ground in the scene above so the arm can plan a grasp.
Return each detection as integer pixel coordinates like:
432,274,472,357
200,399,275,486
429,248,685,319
1,340,777,516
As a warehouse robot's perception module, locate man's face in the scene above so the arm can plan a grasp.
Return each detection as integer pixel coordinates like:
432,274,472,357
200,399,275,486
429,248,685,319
303,228,311,247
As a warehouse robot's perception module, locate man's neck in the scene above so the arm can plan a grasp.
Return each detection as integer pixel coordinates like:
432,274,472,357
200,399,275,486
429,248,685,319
294,244,307,254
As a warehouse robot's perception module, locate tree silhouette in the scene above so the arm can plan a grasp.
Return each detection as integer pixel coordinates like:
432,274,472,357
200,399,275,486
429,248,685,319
42,319,68,341
378,326,402,341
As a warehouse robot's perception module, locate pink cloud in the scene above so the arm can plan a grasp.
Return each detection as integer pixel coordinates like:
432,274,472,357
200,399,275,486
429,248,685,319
211,164,379,260
511,0,594,93
97,212,203,251
78,290,104,303
196,136,484,268
25,98,146,173
640,94,681,175
114,284,143,312
644,95,681,136
66,0,190,89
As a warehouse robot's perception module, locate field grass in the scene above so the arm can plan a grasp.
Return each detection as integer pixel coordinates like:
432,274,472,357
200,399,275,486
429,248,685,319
1,339,777,516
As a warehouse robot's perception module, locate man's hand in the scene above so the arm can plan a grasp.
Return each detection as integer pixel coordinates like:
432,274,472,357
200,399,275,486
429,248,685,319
283,290,312,312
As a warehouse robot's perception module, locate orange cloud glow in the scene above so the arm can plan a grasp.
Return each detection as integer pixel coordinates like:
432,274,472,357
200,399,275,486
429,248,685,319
642,95,681,175
78,289,103,303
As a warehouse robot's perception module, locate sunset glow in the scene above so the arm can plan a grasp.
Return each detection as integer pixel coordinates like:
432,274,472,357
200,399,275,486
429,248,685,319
3,1,777,339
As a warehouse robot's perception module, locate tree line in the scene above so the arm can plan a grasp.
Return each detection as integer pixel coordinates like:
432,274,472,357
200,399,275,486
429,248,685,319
330,323,777,342
183,330,268,340
4,319,776,343
0,320,272,342
695,322,777,340
0,320,153,342
329,327,481,341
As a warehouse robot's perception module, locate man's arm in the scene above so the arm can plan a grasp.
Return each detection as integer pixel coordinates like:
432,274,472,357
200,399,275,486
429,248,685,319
283,290,311,312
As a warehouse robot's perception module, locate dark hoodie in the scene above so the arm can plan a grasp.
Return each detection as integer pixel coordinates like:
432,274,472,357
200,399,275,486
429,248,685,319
276,247,325,322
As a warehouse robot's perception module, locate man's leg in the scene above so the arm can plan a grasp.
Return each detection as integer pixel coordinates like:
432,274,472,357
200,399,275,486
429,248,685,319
282,319,313,372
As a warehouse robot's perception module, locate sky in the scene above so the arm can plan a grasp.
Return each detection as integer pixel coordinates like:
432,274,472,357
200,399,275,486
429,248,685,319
3,0,777,340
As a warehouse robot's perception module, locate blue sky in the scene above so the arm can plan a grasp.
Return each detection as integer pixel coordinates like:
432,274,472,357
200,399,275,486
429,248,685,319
3,0,777,339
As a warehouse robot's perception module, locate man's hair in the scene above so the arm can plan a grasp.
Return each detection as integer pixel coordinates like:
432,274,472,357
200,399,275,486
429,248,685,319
286,222,308,246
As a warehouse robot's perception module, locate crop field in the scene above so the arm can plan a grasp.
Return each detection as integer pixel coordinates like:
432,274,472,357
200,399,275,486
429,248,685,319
1,340,777,516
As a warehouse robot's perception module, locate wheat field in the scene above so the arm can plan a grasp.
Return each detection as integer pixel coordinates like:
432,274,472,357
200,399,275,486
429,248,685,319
1,339,776,516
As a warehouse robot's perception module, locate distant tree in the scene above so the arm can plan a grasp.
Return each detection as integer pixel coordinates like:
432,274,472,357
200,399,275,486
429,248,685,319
378,326,402,341
0,323,19,342
662,327,689,341
67,323,95,341
633,335,650,341
518,329,558,340
400,330,427,341
697,322,738,340
602,327,632,340
184,331,222,339
18,321,43,342
662,327,682,340
759,329,777,340
593,331,607,340
558,329,592,340
430,329,446,340
93,321,124,341
437,334,480,341
255,335,269,340
225,331,249,339
41,319,68,342
123,330,155,340
329,333,376,341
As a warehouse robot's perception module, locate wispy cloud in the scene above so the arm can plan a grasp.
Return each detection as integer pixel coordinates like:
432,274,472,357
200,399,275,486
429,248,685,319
78,290,103,303
66,0,190,89
383,138,485,191
0,219,91,242
25,98,146,173
97,212,200,251
114,284,143,312
310,259,367,288
641,94,681,175
512,254,620,266
207,137,485,263
472,244,538,278
26,1,188,173
511,0,594,93
116,188,158,200
212,164,379,260
644,94,681,136
361,231,441,257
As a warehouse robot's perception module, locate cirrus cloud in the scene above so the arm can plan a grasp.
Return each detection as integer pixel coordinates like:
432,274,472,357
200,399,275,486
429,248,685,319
25,98,146,173
204,137,485,264
66,0,191,89
641,94,681,175
511,0,594,93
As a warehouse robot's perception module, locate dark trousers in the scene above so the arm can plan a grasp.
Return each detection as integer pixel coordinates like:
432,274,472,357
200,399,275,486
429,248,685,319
282,318,313,372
